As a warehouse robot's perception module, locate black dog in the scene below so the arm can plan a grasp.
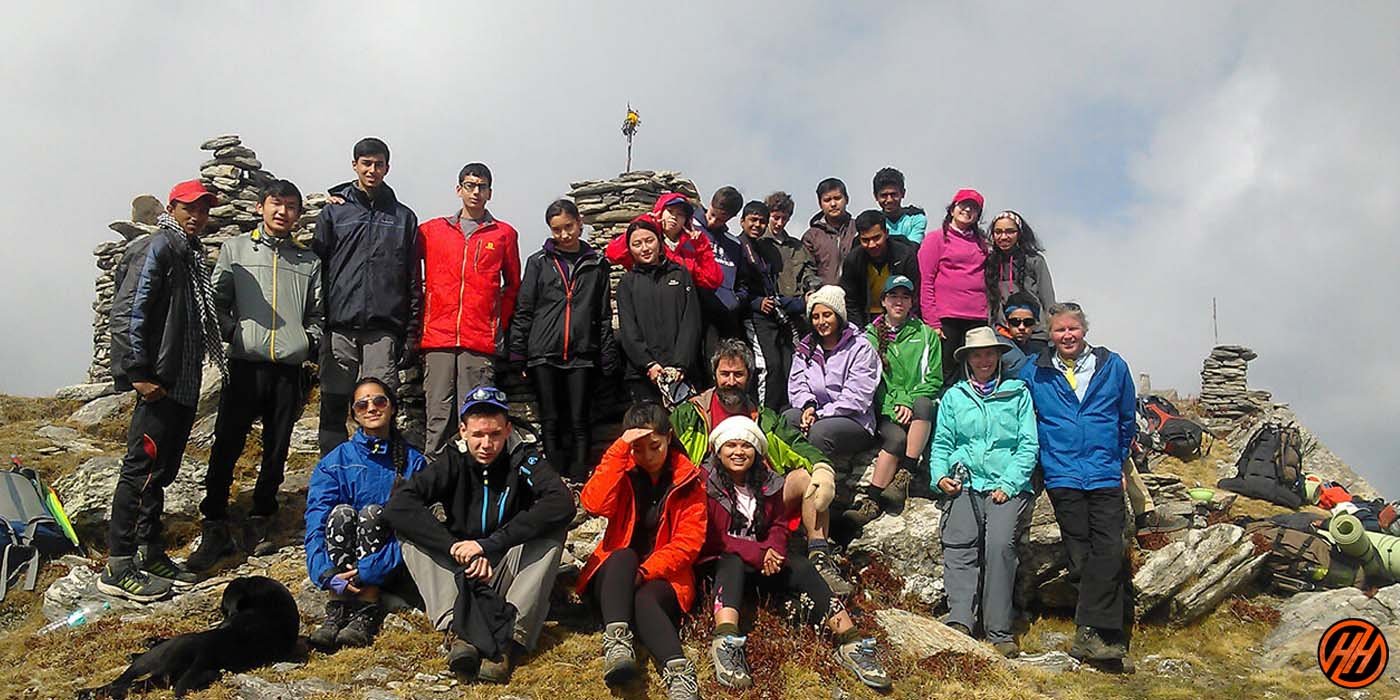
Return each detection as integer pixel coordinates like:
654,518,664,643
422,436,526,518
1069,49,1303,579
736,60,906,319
77,576,300,699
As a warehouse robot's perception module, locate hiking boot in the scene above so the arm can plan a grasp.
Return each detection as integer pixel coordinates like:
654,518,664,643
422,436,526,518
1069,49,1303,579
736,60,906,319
243,515,278,556
335,602,383,647
186,520,236,572
601,622,640,685
444,631,481,677
97,556,171,603
1135,510,1191,534
660,657,700,700
709,635,753,689
834,637,892,690
137,545,198,588
809,549,854,596
880,469,913,515
308,599,350,651
993,640,1021,658
477,642,520,684
1069,625,1124,661
841,499,882,528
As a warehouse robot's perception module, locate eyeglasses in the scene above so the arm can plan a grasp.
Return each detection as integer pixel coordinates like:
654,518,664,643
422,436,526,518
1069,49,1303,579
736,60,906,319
992,228,1020,236
353,395,391,413
468,387,508,404
459,181,490,192
1007,318,1038,328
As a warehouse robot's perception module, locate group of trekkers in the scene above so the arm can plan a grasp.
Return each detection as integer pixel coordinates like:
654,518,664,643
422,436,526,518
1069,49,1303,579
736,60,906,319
101,136,1163,697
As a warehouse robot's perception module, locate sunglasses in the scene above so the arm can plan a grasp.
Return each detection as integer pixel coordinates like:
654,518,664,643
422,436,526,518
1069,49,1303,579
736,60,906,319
1007,318,1038,328
353,395,391,413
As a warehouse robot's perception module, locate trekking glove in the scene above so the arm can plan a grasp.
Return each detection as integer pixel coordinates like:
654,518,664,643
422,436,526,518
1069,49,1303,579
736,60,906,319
805,462,837,511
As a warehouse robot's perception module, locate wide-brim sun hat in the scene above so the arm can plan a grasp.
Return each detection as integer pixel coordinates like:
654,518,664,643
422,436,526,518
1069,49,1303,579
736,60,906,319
953,326,1013,362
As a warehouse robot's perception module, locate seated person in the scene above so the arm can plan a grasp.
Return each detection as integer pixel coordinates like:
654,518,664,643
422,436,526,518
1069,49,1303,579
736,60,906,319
305,378,426,651
784,285,881,465
574,402,707,700
698,416,892,691
384,386,573,683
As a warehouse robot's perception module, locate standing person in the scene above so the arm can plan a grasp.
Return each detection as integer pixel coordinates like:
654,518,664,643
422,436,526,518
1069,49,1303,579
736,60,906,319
509,199,615,483
873,167,927,244
802,178,859,285
930,327,1037,658
918,188,989,384
985,210,1055,340
605,192,722,291
101,179,225,602
737,200,790,409
838,210,921,328
418,162,522,457
1019,303,1136,666
763,191,819,304
843,276,941,527
575,403,706,699
615,216,703,402
304,378,426,651
313,137,420,455
695,187,758,379
189,180,323,571
698,417,892,691
996,291,1048,379
385,386,573,683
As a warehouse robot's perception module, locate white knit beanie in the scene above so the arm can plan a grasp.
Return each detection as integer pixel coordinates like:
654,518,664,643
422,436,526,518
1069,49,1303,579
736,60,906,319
709,416,768,457
806,285,847,325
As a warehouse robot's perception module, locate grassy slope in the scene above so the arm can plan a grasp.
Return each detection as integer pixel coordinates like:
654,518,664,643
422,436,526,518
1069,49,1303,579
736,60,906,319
0,394,1343,699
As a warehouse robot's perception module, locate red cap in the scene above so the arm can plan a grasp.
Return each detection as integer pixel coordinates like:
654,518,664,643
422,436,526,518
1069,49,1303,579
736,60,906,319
168,179,216,206
950,188,984,210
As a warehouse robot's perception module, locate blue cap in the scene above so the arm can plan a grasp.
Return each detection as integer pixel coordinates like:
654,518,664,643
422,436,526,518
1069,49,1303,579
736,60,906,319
459,385,510,417
882,275,914,296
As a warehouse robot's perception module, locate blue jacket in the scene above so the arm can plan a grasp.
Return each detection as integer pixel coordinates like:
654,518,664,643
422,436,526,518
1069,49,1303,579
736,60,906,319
929,378,1038,496
1019,346,1136,491
305,430,427,588
886,206,927,244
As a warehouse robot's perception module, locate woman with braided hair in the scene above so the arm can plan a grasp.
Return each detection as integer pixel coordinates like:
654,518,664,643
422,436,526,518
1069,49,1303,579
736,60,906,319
304,377,426,651
984,210,1055,340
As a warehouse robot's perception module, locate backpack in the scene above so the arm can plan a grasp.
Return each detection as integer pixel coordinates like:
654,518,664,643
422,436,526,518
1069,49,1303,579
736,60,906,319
1137,396,1205,460
1217,422,1305,508
1246,521,1359,594
0,460,79,600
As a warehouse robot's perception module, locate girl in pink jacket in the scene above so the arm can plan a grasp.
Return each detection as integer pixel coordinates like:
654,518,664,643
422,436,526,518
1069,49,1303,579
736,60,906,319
918,188,990,383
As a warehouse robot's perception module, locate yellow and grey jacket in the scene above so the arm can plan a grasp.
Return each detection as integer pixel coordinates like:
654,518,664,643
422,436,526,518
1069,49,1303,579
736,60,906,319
212,228,323,365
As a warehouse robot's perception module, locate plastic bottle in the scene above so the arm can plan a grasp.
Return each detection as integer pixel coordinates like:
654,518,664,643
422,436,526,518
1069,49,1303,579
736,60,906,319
38,600,111,634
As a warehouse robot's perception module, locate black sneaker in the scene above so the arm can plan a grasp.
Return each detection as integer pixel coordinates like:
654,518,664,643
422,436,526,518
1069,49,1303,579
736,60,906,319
809,549,854,596
137,546,198,588
97,556,171,603
243,515,278,556
709,634,753,689
309,599,350,651
186,520,235,573
335,602,383,647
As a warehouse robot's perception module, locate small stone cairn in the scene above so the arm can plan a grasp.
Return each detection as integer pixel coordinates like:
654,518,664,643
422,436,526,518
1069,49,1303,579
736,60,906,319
1199,344,1272,430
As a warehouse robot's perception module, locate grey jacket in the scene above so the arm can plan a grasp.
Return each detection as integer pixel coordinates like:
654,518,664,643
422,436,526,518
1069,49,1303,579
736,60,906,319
213,229,323,365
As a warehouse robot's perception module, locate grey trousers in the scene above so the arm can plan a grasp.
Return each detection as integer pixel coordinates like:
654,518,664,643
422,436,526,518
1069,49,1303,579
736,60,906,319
941,489,1033,643
400,532,564,651
319,329,399,455
423,349,496,457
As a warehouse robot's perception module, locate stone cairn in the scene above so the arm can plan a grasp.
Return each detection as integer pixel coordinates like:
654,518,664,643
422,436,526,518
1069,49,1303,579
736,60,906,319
1199,344,1272,430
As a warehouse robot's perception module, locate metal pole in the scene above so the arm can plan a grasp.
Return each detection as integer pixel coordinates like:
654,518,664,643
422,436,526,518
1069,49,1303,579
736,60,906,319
1212,297,1219,345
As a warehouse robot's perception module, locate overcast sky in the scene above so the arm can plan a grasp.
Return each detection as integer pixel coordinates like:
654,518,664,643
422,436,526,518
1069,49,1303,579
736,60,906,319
3,2,1397,491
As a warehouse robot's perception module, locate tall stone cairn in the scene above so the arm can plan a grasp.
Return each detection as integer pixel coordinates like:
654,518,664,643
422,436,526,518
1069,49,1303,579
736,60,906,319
1199,344,1272,428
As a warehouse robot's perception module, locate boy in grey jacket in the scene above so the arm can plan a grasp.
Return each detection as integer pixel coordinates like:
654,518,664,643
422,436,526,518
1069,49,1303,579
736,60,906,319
188,179,323,570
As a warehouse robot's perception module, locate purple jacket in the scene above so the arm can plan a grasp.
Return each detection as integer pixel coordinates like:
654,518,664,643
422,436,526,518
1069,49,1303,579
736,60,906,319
787,324,882,434
918,225,989,328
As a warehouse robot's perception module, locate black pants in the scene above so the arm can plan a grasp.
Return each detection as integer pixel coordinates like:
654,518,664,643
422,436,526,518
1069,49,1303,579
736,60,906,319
325,503,390,573
532,364,592,482
1047,487,1130,632
938,317,984,385
591,547,684,664
706,550,834,626
203,359,306,520
109,397,198,556
750,315,793,412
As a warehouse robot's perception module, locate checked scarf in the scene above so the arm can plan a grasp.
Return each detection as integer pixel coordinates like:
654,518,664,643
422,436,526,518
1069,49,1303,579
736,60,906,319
159,213,228,397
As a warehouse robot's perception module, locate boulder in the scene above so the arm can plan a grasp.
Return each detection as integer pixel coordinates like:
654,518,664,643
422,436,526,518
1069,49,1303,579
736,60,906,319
874,608,1000,661
1259,584,1400,681
848,498,946,607
54,383,117,403
68,392,132,428
54,456,208,529
1133,524,1243,617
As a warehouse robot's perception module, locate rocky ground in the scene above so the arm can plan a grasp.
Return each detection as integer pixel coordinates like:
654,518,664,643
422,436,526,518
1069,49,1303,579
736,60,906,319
0,390,1392,700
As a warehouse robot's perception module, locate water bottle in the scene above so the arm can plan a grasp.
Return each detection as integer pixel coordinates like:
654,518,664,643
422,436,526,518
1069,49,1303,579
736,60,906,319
39,600,111,634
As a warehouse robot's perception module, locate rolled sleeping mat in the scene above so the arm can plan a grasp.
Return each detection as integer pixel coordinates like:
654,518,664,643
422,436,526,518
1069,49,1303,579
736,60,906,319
1328,513,1398,585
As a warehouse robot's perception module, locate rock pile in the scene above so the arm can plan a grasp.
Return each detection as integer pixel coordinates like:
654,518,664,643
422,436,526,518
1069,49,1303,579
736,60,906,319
1199,345,1272,428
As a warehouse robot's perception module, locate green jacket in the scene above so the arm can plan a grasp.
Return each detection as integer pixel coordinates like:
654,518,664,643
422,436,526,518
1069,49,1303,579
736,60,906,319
671,388,828,474
928,378,1038,496
865,316,943,422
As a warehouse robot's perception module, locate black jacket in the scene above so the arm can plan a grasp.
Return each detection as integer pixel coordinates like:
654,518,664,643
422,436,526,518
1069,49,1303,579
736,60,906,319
838,234,921,327
312,181,421,341
109,227,196,392
384,435,572,568
616,258,702,379
508,240,615,370
752,235,815,318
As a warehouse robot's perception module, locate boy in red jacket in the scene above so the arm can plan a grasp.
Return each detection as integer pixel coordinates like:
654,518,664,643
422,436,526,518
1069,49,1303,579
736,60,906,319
417,163,521,456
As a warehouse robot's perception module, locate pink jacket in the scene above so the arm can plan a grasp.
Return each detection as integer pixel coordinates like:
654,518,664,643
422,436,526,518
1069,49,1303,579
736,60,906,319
918,225,989,328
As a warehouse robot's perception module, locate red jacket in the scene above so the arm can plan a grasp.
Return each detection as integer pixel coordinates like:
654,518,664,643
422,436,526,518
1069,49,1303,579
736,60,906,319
604,194,722,290
417,212,521,353
576,437,708,610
